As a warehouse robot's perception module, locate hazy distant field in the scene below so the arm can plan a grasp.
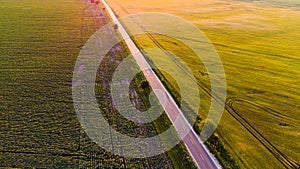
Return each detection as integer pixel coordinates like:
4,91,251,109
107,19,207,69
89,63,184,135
235,0,300,9
107,0,300,168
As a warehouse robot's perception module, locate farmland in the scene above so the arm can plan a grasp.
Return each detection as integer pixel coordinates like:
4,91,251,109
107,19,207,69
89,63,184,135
107,0,300,168
0,0,198,168
0,0,84,167
1,0,299,168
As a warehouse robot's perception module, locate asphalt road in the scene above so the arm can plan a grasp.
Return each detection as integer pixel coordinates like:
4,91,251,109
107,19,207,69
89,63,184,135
101,0,220,168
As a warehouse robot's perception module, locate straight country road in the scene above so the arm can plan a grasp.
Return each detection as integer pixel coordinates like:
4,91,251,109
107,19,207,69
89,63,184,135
100,0,221,168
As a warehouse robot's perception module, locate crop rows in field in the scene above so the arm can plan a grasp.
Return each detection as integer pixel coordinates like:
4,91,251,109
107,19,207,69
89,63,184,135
118,12,299,168
78,2,176,168
0,0,177,168
226,98,300,169
93,43,175,168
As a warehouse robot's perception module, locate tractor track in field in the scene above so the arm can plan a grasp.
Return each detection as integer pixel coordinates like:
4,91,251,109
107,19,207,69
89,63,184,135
139,25,300,169
227,97,296,120
108,0,300,63
151,31,299,167
106,1,300,168
146,28,299,168
171,35,300,62
226,98,300,169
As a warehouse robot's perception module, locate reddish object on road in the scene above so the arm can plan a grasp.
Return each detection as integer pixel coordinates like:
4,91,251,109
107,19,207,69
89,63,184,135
91,0,94,3
95,1,100,4
114,24,118,30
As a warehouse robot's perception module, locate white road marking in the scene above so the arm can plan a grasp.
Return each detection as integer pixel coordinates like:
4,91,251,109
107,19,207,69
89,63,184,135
190,138,195,145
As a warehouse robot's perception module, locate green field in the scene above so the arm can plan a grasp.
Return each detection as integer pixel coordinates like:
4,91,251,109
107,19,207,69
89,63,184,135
108,0,300,168
1,0,299,168
0,0,84,167
0,0,197,168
